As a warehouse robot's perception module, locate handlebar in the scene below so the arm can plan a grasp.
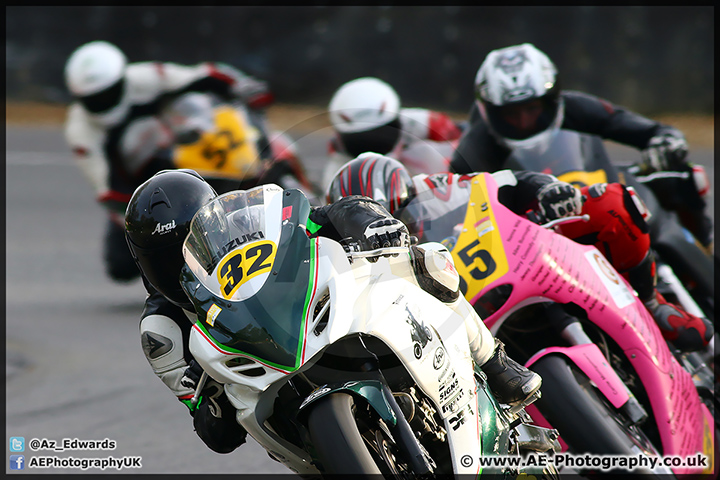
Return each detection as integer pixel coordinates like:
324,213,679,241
346,246,409,260
540,214,590,230
526,210,591,229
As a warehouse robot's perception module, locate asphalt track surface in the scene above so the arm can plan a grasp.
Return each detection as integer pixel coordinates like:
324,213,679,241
5,123,714,475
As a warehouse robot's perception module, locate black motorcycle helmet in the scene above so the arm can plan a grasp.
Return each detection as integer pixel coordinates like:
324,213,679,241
125,169,217,310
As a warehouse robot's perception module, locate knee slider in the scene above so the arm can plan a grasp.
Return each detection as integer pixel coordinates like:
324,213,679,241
140,314,192,397
412,242,460,303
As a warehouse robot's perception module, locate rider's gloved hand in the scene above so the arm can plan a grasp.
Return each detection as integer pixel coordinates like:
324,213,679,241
537,181,584,221
641,134,689,172
180,360,230,419
361,219,410,262
232,76,274,110
362,218,410,251
181,360,248,454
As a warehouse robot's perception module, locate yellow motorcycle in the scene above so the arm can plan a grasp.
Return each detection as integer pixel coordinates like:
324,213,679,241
162,92,321,202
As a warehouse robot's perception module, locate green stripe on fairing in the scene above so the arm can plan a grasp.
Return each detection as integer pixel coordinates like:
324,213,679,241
306,218,322,235
196,240,318,373
296,239,317,367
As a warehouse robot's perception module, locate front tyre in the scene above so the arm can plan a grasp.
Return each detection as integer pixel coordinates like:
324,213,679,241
307,392,427,477
307,393,382,475
531,355,667,478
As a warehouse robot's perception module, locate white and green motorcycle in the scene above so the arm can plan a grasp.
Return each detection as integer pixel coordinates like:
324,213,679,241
181,184,560,477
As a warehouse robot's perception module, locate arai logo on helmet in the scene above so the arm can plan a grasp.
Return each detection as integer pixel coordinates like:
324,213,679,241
152,219,176,235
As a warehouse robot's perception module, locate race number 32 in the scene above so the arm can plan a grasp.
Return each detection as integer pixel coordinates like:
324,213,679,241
217,240,276,299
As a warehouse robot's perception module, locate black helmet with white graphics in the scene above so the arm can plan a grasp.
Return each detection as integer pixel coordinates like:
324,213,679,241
328,77,402,158
474,43,563,151
125,169,217,309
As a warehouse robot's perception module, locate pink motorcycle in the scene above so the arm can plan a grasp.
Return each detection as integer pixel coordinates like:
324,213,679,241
406,171,716,477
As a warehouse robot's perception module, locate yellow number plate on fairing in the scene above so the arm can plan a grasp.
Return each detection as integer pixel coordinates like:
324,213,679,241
217,240,277,299
174,106,262,178
451,176,509,301
556,169,608,189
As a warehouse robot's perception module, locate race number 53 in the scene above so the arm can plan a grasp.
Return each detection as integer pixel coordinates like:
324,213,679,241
217,241,276,299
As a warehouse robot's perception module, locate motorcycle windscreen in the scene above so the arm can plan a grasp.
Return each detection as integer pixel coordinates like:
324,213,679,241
397,190,467,245
182,186,315,370
505,129,610,188
505,129,587,173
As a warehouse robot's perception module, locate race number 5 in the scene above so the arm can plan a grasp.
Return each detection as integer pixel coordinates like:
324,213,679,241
218,241,275,298
457,240,496,280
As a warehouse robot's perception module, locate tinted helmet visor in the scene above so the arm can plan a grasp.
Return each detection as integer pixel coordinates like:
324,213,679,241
339,117,402,158
485,92,559,141
127,236,192,310
78,77,125,114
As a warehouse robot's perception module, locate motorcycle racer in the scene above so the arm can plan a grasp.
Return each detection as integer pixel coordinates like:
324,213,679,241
322,76,464,189
329,153,713,353
450,42,713,251
125,169,541,454
64,40,274,283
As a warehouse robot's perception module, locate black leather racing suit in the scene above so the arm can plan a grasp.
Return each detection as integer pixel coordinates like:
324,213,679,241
451,90,684,174
450,90,711,247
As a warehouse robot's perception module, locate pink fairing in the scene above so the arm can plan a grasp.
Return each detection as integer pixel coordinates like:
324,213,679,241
526,344,629,408
473,173,712,469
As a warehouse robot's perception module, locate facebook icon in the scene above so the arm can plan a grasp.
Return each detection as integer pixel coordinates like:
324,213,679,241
10,455,25,470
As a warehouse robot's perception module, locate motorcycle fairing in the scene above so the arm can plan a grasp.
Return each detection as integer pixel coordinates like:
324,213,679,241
456,173,712,465
344,265,488,474
449,173,510,301
172,97,264,179
526,344,630,408
556,169,608,189
183,186,319,373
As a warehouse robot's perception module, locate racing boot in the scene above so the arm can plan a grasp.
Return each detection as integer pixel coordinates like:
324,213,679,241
644,290,713,352
625,250,713,352
480,339,542,406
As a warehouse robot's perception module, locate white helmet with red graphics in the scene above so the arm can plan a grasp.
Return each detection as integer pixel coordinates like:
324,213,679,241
474,43,563,152
65,41,130,125
328,77,402,158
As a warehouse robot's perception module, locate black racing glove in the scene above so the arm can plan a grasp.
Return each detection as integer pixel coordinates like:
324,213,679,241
359,218,411,262
362,219,410,250
180,360,229,419
181,360,248,454
537,181,585,221
641,134,689,172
